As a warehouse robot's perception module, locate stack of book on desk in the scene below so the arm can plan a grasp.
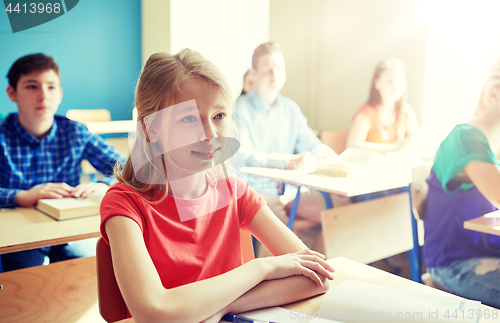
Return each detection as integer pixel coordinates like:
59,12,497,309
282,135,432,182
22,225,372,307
315,148,420,184
36,192,104,220
315,148,382,177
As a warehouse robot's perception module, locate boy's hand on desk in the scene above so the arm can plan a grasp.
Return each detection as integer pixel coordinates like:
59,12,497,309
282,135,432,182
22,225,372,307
287,152,318,172
258,249,335,286
15,183,75,206
72,182,109,198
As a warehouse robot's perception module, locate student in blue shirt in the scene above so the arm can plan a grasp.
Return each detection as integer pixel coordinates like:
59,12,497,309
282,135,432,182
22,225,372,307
236,42,337,232
0,53,124,271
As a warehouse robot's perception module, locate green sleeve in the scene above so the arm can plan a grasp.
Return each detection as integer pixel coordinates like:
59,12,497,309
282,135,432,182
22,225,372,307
433,124,499,193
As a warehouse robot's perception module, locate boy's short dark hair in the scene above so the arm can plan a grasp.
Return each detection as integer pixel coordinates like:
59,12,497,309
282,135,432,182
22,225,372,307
7,53,60,90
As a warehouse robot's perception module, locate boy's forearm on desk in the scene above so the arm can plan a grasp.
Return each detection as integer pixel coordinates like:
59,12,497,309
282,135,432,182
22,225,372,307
243,152,293,169
1,188,23,207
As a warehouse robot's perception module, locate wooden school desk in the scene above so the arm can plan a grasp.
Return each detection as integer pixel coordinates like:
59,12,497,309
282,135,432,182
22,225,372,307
241,166,424,283
464,210,500,237
0,209,102,321
0,256,106,323
85,120,135,135
240,166,413,197
105,257,499,323
0,207,100,255
283,257,498,322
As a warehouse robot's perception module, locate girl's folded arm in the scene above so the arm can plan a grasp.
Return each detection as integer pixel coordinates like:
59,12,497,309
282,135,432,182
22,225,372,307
213,205,334,317
249,204,310,255
105,215,267,323
105,214,332,323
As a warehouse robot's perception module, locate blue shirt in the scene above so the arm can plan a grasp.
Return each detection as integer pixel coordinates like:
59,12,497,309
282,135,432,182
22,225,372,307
236,90,332,195
0,113,125,207
424,125,500,268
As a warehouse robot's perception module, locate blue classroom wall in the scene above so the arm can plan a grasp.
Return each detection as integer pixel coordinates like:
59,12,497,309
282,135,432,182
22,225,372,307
0,0,142,121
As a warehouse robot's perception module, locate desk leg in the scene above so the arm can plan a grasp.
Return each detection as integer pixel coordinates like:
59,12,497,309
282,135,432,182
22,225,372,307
318,191,333,209
288,190,333,230
288,186,302,230
278,182,285,196
406,184,423,283
0,255,2,273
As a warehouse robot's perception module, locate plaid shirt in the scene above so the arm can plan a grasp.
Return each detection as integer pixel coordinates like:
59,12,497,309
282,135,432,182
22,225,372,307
0,113,125,207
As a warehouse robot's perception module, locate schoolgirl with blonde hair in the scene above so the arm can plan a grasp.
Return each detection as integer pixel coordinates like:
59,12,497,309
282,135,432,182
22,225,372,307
115,50,236,199
100,49,334,323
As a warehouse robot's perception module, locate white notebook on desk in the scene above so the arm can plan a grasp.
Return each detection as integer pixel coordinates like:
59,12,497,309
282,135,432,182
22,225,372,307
223,280,481,323
315,280,481,323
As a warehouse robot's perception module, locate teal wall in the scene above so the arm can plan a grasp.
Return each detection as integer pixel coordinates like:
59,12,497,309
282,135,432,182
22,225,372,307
0,0,142,121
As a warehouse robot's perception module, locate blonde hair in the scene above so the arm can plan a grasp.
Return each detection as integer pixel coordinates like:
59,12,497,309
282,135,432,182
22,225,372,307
475,60,500,116
367,58,408,114
114,49,235,202
252,41,281,69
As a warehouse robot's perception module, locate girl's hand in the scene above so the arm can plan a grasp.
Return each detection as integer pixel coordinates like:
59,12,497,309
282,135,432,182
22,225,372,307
258,249,335,286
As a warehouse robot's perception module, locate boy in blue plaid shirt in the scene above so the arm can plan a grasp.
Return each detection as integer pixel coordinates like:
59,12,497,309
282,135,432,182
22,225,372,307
0,53,125,271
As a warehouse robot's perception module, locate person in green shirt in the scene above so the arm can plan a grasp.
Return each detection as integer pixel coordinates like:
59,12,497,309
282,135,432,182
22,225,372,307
423,60,500,307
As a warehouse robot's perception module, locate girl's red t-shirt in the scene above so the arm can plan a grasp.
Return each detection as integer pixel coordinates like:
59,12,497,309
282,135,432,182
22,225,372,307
100,177,265,289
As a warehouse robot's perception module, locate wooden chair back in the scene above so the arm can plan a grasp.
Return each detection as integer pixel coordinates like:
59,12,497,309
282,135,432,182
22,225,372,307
96,237,128,322
96,230,255,322
319,130,349,154
321,192,414,263
66,109,111,123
